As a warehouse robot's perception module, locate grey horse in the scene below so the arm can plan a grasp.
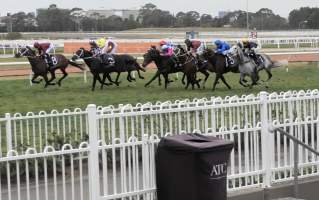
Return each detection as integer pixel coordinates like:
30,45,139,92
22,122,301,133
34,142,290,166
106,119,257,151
230,45,259,88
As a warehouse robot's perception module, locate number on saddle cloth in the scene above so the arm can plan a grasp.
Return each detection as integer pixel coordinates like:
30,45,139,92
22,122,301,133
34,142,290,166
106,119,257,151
51,56,58,65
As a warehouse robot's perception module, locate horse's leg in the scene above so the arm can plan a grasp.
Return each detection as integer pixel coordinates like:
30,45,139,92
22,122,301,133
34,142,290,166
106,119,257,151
92,74,98,91
199,69,209,89
220,75,232,90
163,73,169,89
137,69,145,79
129,71,136,82
100,73,107,90
57,69,68,87
48,70,56,83
185,75,191,90
195,73,201,89
145,71,161,87
115,72,121,85
43,74,55,88
127,71,133,82
31,74,42,84
104,73,115,86
212,74,221,91
181,73,186,85
265,68,272,81
239,74,249,88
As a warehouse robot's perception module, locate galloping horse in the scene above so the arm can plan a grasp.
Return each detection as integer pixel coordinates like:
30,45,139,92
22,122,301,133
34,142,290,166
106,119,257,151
72,48,145,91
16,46,84,87
231,45,259,87
142,46,200,89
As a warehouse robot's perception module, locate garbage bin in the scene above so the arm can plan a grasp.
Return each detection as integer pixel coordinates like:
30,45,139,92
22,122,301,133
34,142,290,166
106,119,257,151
156,133,234,200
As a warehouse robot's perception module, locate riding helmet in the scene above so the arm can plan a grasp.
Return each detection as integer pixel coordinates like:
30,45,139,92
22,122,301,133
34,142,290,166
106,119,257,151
33,42,40,48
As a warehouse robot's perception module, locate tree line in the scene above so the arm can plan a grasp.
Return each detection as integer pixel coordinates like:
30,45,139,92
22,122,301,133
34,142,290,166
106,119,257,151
0,3,318,33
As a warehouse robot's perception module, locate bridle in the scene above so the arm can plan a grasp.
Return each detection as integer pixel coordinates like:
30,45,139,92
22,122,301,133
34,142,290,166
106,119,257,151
19,48,32,57
74,48,93,60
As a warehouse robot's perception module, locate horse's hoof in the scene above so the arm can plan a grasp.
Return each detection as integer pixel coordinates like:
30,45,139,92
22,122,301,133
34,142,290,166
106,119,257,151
139,76,145,79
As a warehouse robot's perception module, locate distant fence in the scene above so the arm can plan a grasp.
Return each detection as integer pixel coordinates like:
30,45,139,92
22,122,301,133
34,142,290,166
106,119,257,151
1,90,319,200
0,37,318,56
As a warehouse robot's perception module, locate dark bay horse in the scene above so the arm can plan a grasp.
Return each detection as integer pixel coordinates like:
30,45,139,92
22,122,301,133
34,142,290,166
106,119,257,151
16,47,84,87
72,48,145,91
142,46,200,89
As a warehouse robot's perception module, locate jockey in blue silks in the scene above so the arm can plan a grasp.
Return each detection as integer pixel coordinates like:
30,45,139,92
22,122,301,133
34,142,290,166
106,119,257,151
214,40,231,55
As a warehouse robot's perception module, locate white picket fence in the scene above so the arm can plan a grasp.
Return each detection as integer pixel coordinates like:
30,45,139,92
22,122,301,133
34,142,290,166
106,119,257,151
1,89,319,200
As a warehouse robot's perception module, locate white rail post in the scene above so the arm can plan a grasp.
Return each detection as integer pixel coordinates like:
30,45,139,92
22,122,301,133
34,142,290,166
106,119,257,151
260,91,272,188
5,113,13,151
87,104,100,200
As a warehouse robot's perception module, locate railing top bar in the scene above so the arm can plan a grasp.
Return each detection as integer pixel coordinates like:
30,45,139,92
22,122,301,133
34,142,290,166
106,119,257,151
270,127,319,156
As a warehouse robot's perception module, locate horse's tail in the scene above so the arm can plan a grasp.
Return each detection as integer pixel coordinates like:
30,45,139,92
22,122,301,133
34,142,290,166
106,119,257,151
272,60,289,68
68,60,85,71
134,58,146,72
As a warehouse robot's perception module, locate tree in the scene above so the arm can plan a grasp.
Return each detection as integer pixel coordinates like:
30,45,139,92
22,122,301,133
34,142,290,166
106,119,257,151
37,5,74,31
289,7,319,29
200,14,213,27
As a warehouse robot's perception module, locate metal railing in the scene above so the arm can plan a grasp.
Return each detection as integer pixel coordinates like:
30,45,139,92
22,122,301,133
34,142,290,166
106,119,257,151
270,127,319,199
0,90,319,200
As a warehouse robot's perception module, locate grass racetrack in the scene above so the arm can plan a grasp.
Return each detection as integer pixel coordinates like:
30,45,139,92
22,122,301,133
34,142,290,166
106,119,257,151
0,62,318,116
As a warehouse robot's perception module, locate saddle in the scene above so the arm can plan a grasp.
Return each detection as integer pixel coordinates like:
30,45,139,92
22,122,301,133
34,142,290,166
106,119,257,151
42,54,57,68
99,54,115,66
249,53,264,66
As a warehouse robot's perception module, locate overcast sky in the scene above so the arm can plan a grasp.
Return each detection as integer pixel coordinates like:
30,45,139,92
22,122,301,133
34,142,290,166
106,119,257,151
1,0,319,17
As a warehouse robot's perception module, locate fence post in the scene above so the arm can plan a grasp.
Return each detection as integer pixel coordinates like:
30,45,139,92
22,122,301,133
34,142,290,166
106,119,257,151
5,113,12,152
260,91,272,188
87,104,100,200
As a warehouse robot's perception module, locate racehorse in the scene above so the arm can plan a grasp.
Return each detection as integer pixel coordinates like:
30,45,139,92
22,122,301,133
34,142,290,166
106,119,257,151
16,46,84,87
231,45,259,87
72,48,145,91
142,46,200,89
201,47,258,90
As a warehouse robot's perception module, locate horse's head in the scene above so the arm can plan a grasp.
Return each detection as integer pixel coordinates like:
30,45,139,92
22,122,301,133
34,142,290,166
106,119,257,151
72,48,92,61
15,46,36,58
174,44,187,56
142,46,160,67
202,48,215,60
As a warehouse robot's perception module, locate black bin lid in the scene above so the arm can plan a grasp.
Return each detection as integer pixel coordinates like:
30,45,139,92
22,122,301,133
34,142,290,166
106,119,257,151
159,133,234,153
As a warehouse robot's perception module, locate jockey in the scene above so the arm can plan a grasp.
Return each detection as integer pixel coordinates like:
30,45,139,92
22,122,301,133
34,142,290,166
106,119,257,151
184,39,204,55
102,38,118,55
89,40,101,57
33,42,55,68
214,40,234,66
97,37,117,66
159,40,182,68
214,40,230,55
159,40,174,57
242,39,260,64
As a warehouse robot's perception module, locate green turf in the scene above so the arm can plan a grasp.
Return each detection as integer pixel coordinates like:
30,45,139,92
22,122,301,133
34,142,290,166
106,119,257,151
0,63,318,116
